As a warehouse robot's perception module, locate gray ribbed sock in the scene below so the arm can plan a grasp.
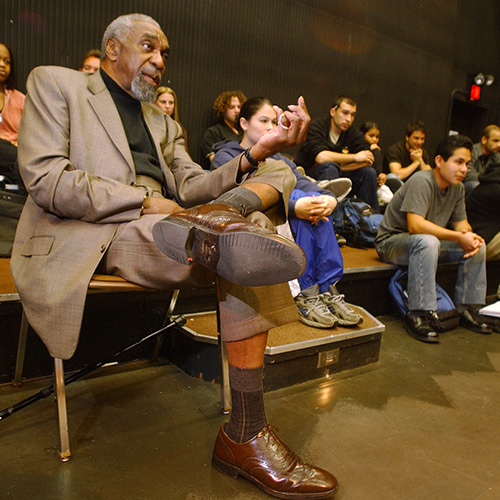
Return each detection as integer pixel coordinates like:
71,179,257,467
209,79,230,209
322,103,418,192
212,187,262,216
225,364,267,443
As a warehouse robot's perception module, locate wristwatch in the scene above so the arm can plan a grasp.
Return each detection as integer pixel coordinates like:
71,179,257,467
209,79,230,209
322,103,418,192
244,147,263,167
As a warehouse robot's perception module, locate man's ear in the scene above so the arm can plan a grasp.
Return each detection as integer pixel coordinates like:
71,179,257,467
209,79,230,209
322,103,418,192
329,107,337,118
434,155,443,168
105,38,119,62
481,135,488,147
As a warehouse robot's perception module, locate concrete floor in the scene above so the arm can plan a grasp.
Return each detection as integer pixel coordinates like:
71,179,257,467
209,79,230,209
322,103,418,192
2,316,500,500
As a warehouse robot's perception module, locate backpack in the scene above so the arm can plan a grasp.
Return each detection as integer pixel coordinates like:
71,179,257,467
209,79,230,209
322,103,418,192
333,196,383,248
389,268,460,331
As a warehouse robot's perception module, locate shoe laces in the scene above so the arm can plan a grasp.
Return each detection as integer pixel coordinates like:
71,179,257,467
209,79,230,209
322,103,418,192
326,292,356,312
302,295,331,314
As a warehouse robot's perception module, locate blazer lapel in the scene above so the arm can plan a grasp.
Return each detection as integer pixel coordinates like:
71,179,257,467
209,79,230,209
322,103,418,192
143,104,172,171
143,105,178,199
87,73,135,174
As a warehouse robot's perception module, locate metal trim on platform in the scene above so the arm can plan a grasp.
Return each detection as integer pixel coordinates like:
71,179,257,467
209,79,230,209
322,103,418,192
265,307,384,355
344,264,395,274
178,308,385,355
177,311,220,345
0,293,20,303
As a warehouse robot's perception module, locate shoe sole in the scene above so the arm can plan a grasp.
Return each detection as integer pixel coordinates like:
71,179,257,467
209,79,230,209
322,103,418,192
153,217,306,287
335,186,352,203
336,316,364,327
212,454,339,499
298,314,337,329
318,183,352,202
326,304,364,327
459,321,492,334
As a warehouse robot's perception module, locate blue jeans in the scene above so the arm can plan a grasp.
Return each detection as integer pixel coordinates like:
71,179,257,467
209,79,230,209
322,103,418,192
307,161,380,212
376,233,486,310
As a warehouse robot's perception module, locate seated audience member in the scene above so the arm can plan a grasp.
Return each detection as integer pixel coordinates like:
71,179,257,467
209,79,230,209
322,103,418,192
359,121,395,206
155,86,188,152
0,42,25,190
384,121,431,183
466,159,500,261
79,49,101,73
212,96,363,328
200,90,246,168
463,124,500,194
12,14,338,498
375,134,489,343
294,95,379,211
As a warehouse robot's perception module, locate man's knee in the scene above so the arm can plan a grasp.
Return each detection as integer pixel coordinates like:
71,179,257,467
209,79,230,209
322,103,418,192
412,233,440,256
248,158,295,194
470,242,487,263
356,166,377,185
311,162,341,180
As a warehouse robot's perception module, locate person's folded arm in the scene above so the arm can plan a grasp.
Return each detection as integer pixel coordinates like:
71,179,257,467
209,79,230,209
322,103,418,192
390,160,419,180
408,212,483,257
315,150,352,165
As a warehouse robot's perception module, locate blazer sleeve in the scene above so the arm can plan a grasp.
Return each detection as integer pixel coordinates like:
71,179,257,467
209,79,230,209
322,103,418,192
163,122,243,207
18,67,145,224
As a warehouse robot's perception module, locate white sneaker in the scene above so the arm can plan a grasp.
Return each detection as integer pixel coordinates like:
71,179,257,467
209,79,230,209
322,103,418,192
295,284,338,328
317,178,352,202
322,284,364,326
377,184,393,205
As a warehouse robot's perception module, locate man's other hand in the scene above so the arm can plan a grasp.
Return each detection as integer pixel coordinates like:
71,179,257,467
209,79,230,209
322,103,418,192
141,197,184,215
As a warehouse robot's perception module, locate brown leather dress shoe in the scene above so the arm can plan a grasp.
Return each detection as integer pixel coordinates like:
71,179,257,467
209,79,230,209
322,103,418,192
212,423,339,499
152,203,306,287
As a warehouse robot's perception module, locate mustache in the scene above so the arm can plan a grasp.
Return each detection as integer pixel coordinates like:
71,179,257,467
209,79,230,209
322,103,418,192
139,65,162,84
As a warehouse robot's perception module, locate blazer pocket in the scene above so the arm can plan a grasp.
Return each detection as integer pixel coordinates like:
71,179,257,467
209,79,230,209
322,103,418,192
21,236,55,257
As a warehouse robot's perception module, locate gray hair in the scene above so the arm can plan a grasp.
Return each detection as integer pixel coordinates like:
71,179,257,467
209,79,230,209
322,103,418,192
101,13,161,60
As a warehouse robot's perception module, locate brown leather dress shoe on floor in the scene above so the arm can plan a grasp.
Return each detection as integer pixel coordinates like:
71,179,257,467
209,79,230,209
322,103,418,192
153,203,306,287
212,423,339,499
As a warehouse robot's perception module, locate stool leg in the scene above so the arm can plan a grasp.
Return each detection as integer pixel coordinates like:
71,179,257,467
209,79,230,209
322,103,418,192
54,358,71,462
150,289,180,362
13,311,29,387
219,336,231,414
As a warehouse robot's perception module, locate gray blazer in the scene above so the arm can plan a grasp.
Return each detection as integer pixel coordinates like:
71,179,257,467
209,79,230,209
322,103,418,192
11,66,243,359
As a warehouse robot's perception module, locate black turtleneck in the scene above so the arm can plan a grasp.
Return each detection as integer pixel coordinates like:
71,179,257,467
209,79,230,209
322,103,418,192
100,69,164,185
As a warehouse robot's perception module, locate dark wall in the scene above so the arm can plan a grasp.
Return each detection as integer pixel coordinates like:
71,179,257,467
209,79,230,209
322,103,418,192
2,0,500,162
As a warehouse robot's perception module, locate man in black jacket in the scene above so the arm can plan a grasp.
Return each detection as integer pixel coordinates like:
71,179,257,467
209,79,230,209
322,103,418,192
295,95,379,211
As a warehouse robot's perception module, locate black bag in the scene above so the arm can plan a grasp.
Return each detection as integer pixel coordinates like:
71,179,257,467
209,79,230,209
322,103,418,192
333,196,383,248
389,268,460,331
0,190,26,257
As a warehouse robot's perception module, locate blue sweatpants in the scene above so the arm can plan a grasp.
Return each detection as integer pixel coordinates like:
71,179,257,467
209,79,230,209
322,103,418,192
289,189,344,292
